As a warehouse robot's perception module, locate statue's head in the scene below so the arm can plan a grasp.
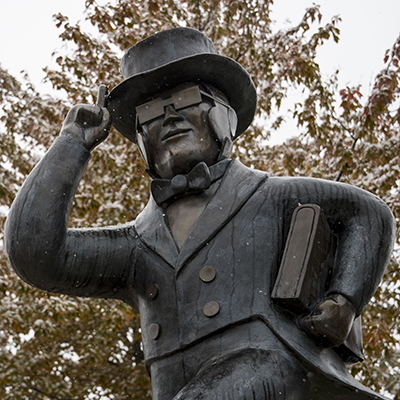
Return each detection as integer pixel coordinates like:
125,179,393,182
108,27,257,178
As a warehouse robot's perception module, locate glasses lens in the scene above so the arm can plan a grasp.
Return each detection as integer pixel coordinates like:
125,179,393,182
136,98,165,125
136,85,204,125
171,86,202,110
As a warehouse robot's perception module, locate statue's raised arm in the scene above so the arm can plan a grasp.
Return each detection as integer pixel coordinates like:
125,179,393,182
5,88,137,302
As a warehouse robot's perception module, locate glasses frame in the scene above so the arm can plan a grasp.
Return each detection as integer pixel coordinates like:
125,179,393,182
135,85,231,126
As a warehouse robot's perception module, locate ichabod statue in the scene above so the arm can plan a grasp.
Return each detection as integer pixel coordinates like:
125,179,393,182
5,27,396,399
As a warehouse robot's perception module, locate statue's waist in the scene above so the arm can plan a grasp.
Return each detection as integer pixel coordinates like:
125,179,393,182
145,317,284,367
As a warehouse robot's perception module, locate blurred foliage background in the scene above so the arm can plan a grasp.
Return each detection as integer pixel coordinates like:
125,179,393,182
0,0,399,398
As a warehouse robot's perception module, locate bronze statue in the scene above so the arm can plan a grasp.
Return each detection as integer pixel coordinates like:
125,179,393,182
5,27,396,399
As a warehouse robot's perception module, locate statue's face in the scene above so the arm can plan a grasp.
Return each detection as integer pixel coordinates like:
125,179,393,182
136,84,220,179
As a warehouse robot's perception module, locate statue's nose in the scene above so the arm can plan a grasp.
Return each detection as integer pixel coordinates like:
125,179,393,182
162,105,184,126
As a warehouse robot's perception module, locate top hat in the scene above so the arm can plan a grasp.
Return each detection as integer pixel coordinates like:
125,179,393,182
108,27,257,143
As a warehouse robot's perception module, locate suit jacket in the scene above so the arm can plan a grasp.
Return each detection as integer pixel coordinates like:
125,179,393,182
5,136,396,398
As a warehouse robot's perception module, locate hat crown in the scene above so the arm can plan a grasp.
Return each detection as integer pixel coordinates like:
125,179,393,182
109,27,257,142
121,28,218,79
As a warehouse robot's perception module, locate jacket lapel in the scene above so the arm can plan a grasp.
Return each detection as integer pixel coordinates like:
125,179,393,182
135,160,268,272
135,196,179,268
176,160,268,271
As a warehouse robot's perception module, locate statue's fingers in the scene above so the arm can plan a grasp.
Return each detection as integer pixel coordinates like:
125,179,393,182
97,84,109,108
64,105,80,122
76,106,103,127
100,107,111,127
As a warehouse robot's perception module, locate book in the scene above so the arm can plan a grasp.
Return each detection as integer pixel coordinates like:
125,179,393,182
272,204,363,364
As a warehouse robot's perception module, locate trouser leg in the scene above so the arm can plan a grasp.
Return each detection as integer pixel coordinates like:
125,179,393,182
173,348,312,400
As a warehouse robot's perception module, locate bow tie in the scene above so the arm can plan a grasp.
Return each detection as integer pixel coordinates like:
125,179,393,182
151,159,230,207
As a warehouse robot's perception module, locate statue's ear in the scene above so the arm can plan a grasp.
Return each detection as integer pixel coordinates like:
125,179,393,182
136,132,149,166
208,103,237,141
228,107,238,138
209,103,230,141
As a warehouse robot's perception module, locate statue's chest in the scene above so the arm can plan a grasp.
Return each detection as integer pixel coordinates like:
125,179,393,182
166,183,220,249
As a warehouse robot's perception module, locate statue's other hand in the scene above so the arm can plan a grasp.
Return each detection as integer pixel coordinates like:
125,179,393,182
299,294,356,348
61,104,111,151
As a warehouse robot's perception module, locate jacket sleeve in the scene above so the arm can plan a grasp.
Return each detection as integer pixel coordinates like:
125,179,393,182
4,135,136,302
323,181,396,315
274,177,396,316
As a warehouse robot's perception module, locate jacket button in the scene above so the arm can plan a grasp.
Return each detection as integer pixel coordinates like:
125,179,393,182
146,283,159,300
203,301,220,317
199,266,216,282
149,323,161,340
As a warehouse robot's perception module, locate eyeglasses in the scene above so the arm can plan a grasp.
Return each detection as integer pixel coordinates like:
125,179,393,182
136,85,230,125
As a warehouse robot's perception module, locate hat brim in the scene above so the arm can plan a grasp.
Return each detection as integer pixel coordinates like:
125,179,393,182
108,53,257,142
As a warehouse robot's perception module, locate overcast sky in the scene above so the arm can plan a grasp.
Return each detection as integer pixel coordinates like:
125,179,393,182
1,0,400,91
274,0,400,89
1,0,399,142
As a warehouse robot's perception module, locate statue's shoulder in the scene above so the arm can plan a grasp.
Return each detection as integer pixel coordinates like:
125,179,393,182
264,174,368,196
228,159,269,181
68,220,138,238
262,174,394,222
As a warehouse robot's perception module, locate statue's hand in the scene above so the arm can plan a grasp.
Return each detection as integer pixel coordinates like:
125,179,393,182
61,103,111,151
299,294,356,348
60,86,111,151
